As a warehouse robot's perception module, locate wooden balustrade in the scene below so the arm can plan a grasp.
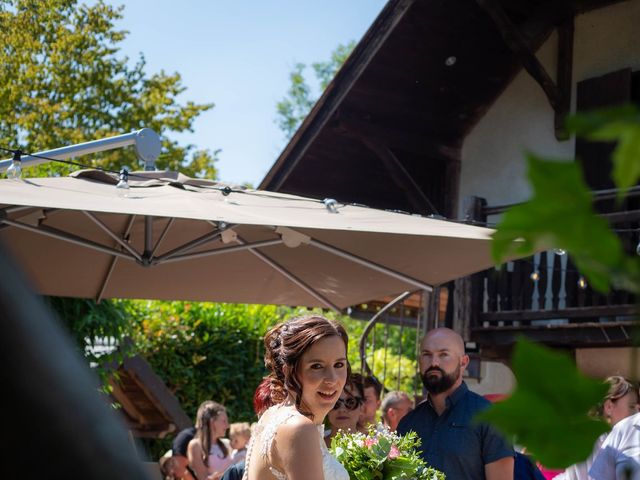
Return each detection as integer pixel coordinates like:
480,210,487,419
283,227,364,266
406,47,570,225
477,248,637,326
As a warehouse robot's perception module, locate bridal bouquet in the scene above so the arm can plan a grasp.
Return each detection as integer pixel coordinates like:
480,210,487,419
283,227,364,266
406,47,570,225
330,425,445,480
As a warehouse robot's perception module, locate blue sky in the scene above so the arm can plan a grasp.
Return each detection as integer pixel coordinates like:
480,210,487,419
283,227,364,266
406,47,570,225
105,1,386,185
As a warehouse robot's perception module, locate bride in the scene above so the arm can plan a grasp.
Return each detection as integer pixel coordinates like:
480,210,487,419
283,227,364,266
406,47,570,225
242,315,350,480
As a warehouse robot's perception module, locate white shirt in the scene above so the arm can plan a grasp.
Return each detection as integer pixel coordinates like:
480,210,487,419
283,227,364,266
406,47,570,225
589,413,640,480
556,433,607,480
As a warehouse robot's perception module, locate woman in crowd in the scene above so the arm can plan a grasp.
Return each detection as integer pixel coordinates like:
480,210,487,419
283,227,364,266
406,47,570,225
188,400,234,480
557,376,639,480
242,315,350,480
324,376,365,448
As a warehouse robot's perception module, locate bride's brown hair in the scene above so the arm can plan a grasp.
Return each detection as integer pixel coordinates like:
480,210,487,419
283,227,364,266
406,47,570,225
264,315,350,419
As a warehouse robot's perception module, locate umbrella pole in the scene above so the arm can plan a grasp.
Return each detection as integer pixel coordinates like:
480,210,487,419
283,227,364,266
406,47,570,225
144,216,153,261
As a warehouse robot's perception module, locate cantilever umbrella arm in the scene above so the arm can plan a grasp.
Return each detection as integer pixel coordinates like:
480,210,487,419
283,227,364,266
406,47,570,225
0,128,162,172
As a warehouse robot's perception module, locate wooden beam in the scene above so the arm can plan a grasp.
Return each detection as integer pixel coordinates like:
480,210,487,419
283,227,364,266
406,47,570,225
444,156,462,219
453,196,488,341
480,304,637,322
123,355,192,431
333,112,461,161
476,0,574,140
555,16,574,139
472,321,638,347
360,137,439,215
477,0,561,107
518,0,573,46
109,379,149,427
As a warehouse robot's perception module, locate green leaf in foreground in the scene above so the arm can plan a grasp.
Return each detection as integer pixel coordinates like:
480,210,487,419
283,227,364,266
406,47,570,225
476,338,609,468
491,154,640,292
566,105,640,195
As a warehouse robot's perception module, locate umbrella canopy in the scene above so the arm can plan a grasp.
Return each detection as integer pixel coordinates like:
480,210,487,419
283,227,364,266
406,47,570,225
0,170,497,310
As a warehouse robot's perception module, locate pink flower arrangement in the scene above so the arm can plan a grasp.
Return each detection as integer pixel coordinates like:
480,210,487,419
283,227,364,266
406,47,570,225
388,445,400,460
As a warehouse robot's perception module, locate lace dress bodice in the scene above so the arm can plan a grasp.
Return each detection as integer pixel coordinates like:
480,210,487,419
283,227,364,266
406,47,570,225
243,404,348,480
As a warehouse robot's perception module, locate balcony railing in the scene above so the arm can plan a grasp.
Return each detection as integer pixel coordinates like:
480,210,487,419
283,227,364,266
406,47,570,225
462,193,639,347
478,250,637,325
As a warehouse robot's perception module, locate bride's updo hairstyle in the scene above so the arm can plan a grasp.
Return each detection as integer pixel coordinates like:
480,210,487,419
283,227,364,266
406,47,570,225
264,315,349,417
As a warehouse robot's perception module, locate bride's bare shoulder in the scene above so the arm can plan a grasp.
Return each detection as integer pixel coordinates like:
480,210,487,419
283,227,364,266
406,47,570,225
274,415,324,480
274,414,317,447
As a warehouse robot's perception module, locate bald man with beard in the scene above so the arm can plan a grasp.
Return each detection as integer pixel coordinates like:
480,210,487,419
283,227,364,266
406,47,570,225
397,328,514,480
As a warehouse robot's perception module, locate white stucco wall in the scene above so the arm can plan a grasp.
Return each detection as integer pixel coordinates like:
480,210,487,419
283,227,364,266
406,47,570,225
458,0,640,216
466,360,516,396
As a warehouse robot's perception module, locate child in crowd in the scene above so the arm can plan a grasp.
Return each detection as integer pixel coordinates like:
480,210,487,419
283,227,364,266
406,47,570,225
229,422,251,463
159,454,196,480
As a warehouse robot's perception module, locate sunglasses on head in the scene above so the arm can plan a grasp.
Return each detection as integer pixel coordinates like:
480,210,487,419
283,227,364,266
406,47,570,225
333,396,363,411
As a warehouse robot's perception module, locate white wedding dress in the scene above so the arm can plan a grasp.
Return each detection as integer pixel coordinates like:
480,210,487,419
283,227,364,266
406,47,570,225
243,404,349,480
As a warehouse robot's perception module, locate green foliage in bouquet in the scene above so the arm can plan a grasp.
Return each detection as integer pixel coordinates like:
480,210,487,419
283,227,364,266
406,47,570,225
330,425,445,480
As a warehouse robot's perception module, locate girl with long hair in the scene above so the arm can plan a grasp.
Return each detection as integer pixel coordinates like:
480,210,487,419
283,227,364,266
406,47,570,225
188,401,234,480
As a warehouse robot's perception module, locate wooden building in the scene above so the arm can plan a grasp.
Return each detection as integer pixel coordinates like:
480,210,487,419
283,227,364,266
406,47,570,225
260,0,640,382
108,354,192,438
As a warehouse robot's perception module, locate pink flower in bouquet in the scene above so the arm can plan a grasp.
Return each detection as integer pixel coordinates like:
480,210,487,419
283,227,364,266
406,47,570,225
388,445,400,459
364,437,378,448
330,426,446,480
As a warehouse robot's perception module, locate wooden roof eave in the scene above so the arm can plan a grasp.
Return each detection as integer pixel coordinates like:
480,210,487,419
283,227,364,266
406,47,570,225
259,0,417,192
108,354,192,438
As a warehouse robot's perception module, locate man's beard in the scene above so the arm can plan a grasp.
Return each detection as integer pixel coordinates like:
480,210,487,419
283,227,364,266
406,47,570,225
421,365,460,394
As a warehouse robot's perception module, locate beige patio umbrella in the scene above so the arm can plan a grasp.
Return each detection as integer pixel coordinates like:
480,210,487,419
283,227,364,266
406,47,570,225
0,170,497,310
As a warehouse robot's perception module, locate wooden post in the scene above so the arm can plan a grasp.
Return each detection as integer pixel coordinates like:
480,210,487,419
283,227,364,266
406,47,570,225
453,196,487,341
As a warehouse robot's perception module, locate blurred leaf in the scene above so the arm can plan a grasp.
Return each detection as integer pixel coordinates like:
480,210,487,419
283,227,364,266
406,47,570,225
476,338,609,468
492,154,640,292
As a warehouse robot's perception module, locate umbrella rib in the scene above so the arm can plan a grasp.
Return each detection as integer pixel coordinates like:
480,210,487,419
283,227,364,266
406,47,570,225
149,217,175,259
236,236,342,312
307,237,434,292
0,219,136,261
1,205,37,215
96,214,137,303
83,211,142,263
153,227,228,262
158,238,284,265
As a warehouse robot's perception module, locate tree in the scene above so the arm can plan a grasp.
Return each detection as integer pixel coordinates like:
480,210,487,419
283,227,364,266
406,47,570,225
0,0,220,406
0,0,218,178
276,41,355,139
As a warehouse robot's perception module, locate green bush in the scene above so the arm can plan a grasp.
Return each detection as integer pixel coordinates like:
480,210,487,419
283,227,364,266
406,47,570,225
127,303,420,431
127,301,285,423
